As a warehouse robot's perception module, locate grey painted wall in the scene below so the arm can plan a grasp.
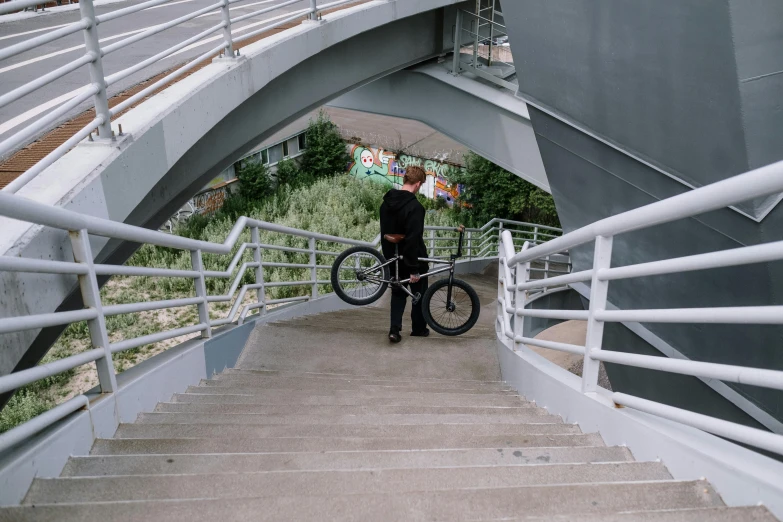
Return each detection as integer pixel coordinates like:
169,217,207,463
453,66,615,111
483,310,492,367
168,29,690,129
502,0,783,220
530,107,783,427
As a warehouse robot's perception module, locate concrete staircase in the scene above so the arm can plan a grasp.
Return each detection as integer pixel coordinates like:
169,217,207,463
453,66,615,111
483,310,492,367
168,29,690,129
0,273,776,521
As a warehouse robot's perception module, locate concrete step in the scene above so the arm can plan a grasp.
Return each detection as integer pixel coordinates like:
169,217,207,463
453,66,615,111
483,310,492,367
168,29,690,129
220,368,506,384
154,402,542,416
136,412,562,426
25,463,671,504
500,507,778,521
0,481,724,521
209,374,515,392
178,387,524,403
113,422,581,439
91,433,606,454
197,379,515,395
61,447,636,477
170,392,525,407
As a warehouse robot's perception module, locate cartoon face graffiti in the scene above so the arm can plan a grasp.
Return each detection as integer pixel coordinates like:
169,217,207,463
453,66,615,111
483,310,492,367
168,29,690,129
360,149,375,170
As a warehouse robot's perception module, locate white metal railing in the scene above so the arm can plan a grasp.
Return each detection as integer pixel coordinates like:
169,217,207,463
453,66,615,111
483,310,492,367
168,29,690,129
0,190,562,450
496,158,783,456
0,0,360,194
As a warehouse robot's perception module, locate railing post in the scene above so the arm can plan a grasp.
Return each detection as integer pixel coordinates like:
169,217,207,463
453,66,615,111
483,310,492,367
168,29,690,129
428,229,435,258
467,230,472,260
581,235,613,394
511,241,527,351
191,249,212,338
497,222,504,257
309,237,318,299
220,0,234,57
79,0,112,139
452,8,463,76
69,229,116,393
543,255,550,292
251,227,265,315
533,226,539,245
309,0,317,20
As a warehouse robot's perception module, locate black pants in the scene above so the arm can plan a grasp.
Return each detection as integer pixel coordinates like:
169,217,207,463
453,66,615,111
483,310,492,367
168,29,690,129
390,276,429,333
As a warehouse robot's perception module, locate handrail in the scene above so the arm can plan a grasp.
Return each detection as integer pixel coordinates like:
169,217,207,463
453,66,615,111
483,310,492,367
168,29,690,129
496,158,783,456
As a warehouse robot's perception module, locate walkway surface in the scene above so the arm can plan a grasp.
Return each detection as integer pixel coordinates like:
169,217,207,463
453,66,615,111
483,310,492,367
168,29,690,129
0,272,775,520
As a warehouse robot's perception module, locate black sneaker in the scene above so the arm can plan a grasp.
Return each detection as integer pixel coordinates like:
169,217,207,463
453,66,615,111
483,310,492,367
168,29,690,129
411,328,430,337
389,329,402,343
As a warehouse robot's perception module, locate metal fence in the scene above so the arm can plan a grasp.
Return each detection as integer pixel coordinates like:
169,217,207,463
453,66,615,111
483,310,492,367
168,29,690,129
0,190,562,451
0,0,359,194
496,158,783,456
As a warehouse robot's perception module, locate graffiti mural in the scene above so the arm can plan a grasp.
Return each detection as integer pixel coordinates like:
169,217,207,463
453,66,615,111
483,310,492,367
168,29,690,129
347,145,464,205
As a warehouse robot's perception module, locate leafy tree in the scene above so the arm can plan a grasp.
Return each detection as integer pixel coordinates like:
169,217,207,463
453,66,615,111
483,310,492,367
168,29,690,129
298,110,349,179
450,152,560,228
236,159,273,202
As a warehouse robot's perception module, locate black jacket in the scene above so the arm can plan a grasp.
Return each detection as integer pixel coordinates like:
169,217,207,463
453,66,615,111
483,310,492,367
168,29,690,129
379,189,428,274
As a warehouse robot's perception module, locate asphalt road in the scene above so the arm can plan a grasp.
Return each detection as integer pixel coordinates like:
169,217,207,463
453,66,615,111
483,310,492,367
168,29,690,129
0,0,309,146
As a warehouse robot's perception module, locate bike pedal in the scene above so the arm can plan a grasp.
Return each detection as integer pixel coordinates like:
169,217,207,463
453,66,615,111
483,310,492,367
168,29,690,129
412,293,422,305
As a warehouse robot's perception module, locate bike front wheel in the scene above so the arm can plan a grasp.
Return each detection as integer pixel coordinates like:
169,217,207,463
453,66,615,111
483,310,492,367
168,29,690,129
422,278,481,336
331,246,390,306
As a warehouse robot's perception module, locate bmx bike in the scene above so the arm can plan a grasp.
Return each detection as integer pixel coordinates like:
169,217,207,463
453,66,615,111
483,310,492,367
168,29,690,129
330,226,480,336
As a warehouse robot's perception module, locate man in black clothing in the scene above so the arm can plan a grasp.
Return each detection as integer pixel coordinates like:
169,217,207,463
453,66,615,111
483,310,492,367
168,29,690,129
379,166,430,343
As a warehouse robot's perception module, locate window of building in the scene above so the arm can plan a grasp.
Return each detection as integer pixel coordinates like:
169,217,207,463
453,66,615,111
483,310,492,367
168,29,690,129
282,140,289,158
298,133,307,151
268,144,283,164
261,149,269,164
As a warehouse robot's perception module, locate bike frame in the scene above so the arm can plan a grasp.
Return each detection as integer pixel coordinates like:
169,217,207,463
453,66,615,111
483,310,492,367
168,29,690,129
358,227,466,302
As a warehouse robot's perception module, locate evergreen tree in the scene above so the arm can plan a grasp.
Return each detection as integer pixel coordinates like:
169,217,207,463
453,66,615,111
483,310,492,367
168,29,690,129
236,159,272,202
299,110,349,179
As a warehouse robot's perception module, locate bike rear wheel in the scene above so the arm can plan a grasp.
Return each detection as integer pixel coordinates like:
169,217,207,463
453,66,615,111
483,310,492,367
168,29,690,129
331,246,390,306
422,278,480,336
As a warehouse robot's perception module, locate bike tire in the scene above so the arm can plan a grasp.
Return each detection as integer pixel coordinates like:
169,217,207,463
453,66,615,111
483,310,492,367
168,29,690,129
331,246,389,306
422,278,481,336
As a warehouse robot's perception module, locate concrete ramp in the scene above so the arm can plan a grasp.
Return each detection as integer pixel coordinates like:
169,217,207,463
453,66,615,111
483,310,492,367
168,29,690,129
0,274,775,521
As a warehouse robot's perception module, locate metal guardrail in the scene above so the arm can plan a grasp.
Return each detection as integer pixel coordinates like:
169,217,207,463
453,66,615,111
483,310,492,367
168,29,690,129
0,190,562,451
496,158,783,456
0,0,360,194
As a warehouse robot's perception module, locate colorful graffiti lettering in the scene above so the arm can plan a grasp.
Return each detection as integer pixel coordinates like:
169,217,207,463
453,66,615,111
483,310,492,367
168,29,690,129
347,145,464,206
193,185,229,215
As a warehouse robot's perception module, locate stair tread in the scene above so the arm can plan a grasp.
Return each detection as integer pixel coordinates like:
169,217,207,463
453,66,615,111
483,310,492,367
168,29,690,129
220,368,506,384
1,481,724,521
114,422,581,439
182,386,520,399
154,402,540,415
169,392,525,407
494,507,778,522
202,378,515,393
61,447,636,476
91,433,606,454
25,463,672,504
136,412,559,425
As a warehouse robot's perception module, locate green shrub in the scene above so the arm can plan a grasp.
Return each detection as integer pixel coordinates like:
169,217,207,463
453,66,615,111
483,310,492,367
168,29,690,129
275,159,304,188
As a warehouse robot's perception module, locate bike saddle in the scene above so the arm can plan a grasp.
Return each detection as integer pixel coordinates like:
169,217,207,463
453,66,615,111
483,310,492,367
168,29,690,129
383,234,405,244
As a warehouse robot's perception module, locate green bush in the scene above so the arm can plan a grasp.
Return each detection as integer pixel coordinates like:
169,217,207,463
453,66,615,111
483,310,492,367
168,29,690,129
275,159,304,188
0,389,52,434
298,110,349,180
